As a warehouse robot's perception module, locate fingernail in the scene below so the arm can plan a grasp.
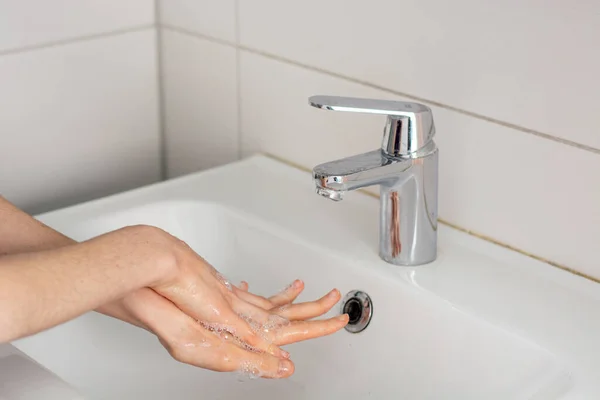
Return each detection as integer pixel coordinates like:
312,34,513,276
328,289,339,298
339,314,350,322
281,349,290,359
279,359,293,376
293,279,303,289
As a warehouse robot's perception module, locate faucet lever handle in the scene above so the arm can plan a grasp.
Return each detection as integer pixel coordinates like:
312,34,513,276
309,95,435,156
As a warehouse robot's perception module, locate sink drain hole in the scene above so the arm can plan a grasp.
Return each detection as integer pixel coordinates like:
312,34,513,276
343,298,362,324
340,290,372,333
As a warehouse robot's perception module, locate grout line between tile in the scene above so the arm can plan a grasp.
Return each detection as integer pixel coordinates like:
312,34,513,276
154,1,168,180
434,218,600,285
241,47,600,155
0,25,155,57
161,24,235,47
159,25,600,156
259,151,600,286
234,0,243,160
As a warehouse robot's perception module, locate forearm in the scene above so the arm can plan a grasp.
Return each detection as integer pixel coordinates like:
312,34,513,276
0,196,74,254
0,225,174,343
0,197,175,342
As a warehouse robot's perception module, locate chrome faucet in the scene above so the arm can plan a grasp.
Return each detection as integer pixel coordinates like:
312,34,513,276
310,96,438,266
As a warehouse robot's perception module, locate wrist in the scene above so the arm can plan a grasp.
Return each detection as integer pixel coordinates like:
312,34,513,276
114,225,180,287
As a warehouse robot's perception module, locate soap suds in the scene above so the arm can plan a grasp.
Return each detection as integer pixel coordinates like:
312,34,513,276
236,360,263,381
238,313,290,343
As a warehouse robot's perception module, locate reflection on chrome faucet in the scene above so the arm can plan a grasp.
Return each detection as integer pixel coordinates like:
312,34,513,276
310,95,438,266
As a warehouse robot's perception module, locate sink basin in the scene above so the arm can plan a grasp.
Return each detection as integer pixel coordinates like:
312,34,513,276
0,344,83,399
12,155,597,399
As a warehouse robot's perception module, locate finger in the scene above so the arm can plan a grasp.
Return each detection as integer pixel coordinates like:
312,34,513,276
233,286,273,309
207,322,291,370
232,280,305,310
161,319,294,379
220,308,290,359
214,342,295,378
229,292,275,324
268,279,304,307
137,289,292,378
227,298,292,347
273,314,349,346
275,289,341,321
238,281,249,291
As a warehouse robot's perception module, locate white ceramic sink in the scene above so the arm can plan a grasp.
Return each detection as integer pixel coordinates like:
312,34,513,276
10,155,600,399
0,344,83,399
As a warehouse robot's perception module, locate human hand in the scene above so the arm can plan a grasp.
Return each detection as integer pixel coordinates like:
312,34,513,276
99,226,348,378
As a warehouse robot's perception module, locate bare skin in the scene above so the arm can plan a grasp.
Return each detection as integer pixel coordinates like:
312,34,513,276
0,197,349,378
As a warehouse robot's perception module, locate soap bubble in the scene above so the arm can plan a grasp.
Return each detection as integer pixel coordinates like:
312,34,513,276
236,360,264,382
216,273,233,291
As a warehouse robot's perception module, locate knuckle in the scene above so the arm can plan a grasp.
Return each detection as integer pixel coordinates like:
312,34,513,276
243,333,261,346
124,224,168,240
273,305,287,314
163,322,206,364
162,338,190,363
169,346,188,363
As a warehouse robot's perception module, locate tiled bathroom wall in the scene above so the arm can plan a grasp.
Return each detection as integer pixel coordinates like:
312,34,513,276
159,1,600,278
1,2,597,278
0,1,161,214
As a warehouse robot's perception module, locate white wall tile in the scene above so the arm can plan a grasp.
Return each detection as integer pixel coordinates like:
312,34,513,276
240,51,600,277
239,0,600,150
161,29,238,178
158,0,236,42
0,30,161,214
0,0,154,52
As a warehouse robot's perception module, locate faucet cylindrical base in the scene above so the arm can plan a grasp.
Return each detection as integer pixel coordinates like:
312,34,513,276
379,149,438,266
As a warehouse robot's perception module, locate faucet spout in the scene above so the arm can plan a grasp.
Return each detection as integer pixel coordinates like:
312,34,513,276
313,150,411,194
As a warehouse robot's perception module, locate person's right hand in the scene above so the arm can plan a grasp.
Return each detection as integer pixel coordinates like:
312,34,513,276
98,225,348,378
